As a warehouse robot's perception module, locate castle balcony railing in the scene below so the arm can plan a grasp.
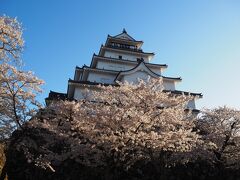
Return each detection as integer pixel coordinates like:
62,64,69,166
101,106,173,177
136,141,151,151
107,43,143,52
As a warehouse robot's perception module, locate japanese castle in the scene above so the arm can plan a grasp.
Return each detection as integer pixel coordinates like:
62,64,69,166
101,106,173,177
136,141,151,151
46,29,202,110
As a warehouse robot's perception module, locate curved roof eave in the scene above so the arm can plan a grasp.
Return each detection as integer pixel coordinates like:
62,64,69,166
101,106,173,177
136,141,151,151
100,46,155,56
107,35,143,44
114,60,181,82
91,54,167,68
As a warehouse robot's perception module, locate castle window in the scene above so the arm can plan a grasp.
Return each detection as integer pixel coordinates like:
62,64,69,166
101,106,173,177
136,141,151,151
119,55,122,59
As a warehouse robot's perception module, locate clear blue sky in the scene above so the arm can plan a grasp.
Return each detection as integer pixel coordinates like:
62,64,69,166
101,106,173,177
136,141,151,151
1,0,240,109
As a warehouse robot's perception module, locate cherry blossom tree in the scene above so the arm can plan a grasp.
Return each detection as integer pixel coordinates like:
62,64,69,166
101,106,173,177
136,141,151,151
197,106,240,168
0,15,23,64
0,16,44,139
20,78,202,174
0,63,44,136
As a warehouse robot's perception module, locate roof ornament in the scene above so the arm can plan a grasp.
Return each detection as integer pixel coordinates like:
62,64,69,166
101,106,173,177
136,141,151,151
122,28,127,34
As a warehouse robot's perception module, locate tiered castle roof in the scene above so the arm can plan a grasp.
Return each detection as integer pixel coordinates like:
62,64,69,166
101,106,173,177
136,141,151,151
46,29,202,110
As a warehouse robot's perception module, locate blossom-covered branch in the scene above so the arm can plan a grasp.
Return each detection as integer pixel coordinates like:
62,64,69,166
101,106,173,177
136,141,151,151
21,78,202,171
0,16,44,139
0,16,23,64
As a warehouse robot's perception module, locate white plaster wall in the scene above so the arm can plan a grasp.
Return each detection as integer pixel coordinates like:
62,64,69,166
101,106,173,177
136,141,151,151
73,82,196,109
104,50,149,62
146,56,152,62
96,60,161,74
122,71,151,83
87,72,116,84
162,80,176,90
121,72,174,91
186,99,196,109
96,61,135,71
73,87,85,100
149,67,161,75
78,72,83,81
74,86,102,100
74,71,83,81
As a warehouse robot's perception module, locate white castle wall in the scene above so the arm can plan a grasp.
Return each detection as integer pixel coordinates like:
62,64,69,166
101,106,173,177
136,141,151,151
187,99,196,109
96,60,162,75
87,72,116,84
70,34,198,110
96,61,134,71
122,71,175,91
163,80,176,90
122,71,151,84
73,86,196,109
104,50,150,62
149,67,162,75
73,86,86,99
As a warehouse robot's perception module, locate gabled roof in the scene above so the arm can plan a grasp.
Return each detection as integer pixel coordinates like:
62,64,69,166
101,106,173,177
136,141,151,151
114,59,182,82
112,28,137,41
76,62,178,82
106,29,144,49
75,58,180,84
